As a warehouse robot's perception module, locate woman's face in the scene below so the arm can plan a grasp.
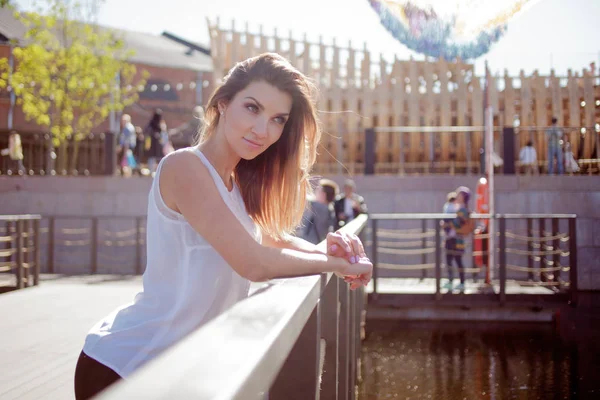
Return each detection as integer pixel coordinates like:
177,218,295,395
219,80,292,160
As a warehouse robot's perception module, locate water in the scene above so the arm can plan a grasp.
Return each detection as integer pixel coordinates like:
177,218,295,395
359,319,600,400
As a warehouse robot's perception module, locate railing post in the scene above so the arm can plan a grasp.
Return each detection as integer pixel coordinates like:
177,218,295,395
364,128,375,175
270,290,322,400
33,218,41,286
91,217,98,274
466,131,472,174
23,219,30,286
527,218,534,281
136,217,143,275
348,288,357,400
371,219,378,299
104,131,117,176
320,276,339,400
435,219,441,301
568,218,578,306
539,218,546,282
15,219,23,289
552,218,560,288
499,216,506,305
421,219,427,280
48,217,55,273
338,280,350,400
399,132,405,175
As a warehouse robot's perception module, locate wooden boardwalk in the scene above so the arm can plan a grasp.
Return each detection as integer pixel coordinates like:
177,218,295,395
0,274,142,400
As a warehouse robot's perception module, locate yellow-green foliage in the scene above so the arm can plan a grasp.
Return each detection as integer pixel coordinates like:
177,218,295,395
0,1,148,147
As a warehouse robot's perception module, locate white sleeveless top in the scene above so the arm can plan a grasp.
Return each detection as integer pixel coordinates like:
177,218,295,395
83,147,261,377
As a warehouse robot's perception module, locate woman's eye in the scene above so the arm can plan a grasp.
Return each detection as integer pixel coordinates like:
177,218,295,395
274,116,287,125
246,104,258,113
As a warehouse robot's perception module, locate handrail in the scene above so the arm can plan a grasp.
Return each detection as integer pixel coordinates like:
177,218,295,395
0,214,42,221
370,213,576,220
98,214,369,400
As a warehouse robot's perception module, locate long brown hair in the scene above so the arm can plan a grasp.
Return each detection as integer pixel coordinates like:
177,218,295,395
197,53,321,240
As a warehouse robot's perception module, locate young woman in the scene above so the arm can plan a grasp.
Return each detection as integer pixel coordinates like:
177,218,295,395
74,53,372,399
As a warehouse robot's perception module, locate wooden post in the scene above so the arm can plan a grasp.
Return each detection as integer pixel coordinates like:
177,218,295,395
48,217,55,274
391,58,405,173
435,220,441,301
348,288,357,400
499,216,506,305
320,276,339,400
439,60,451,164
338,281,350,400
364,128,376,175
568,218,577,305
270,299,321,400
23,219,30,286
371,219,378,298
527,218,534,281
582,70,595,158
407,58,419,163
33,218,40,286
567,70,580,156
539,218,546,282
16,219,23,289
421,219,427,280
552,218,560,287
91,217,98,274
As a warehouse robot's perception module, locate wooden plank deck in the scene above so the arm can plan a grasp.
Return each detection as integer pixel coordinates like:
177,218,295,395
0,274,142,400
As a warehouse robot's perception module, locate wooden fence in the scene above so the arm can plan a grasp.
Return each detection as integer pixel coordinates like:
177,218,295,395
0,214,42,290
207,19,600,174
0,130,110,176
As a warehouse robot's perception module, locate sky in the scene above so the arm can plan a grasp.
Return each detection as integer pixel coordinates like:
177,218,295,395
15,0,600,77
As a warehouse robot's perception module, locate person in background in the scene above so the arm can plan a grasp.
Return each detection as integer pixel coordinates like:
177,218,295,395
519,140,538,175
443,186,472,292
118,114,137,177
563,135,580,174
1,131,24,175
145,109,167,175
545,117,564,175
442,191,457,237
334,179,367,229
299,179,338,244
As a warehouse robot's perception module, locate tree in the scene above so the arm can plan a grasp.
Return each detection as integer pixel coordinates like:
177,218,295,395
0,0,147,173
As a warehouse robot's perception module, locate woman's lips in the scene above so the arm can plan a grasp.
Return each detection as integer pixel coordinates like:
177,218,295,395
243,138,264,148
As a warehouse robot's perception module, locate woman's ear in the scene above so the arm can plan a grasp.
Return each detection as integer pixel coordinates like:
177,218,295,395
217,101,227,116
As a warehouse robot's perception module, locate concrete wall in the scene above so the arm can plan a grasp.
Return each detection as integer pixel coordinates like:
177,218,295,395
1,175,598,289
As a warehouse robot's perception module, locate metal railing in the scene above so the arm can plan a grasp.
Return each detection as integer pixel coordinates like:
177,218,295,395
368,213,577,306
0,214,42,290
41,215,147,275
98,215,369,400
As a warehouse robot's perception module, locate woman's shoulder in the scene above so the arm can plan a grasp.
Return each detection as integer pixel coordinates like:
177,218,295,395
160,148,209,180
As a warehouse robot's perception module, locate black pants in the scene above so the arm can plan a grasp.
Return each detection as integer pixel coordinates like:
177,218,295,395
445,238,465,284
74,351,122,400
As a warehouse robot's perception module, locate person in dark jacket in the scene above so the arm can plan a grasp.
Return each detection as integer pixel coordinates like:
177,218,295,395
334,179,367,229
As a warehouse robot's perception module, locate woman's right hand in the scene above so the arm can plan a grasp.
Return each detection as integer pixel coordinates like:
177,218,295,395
338,256,372,290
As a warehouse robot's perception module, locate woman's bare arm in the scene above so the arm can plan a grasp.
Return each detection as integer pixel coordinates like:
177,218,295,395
159,152,370,282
